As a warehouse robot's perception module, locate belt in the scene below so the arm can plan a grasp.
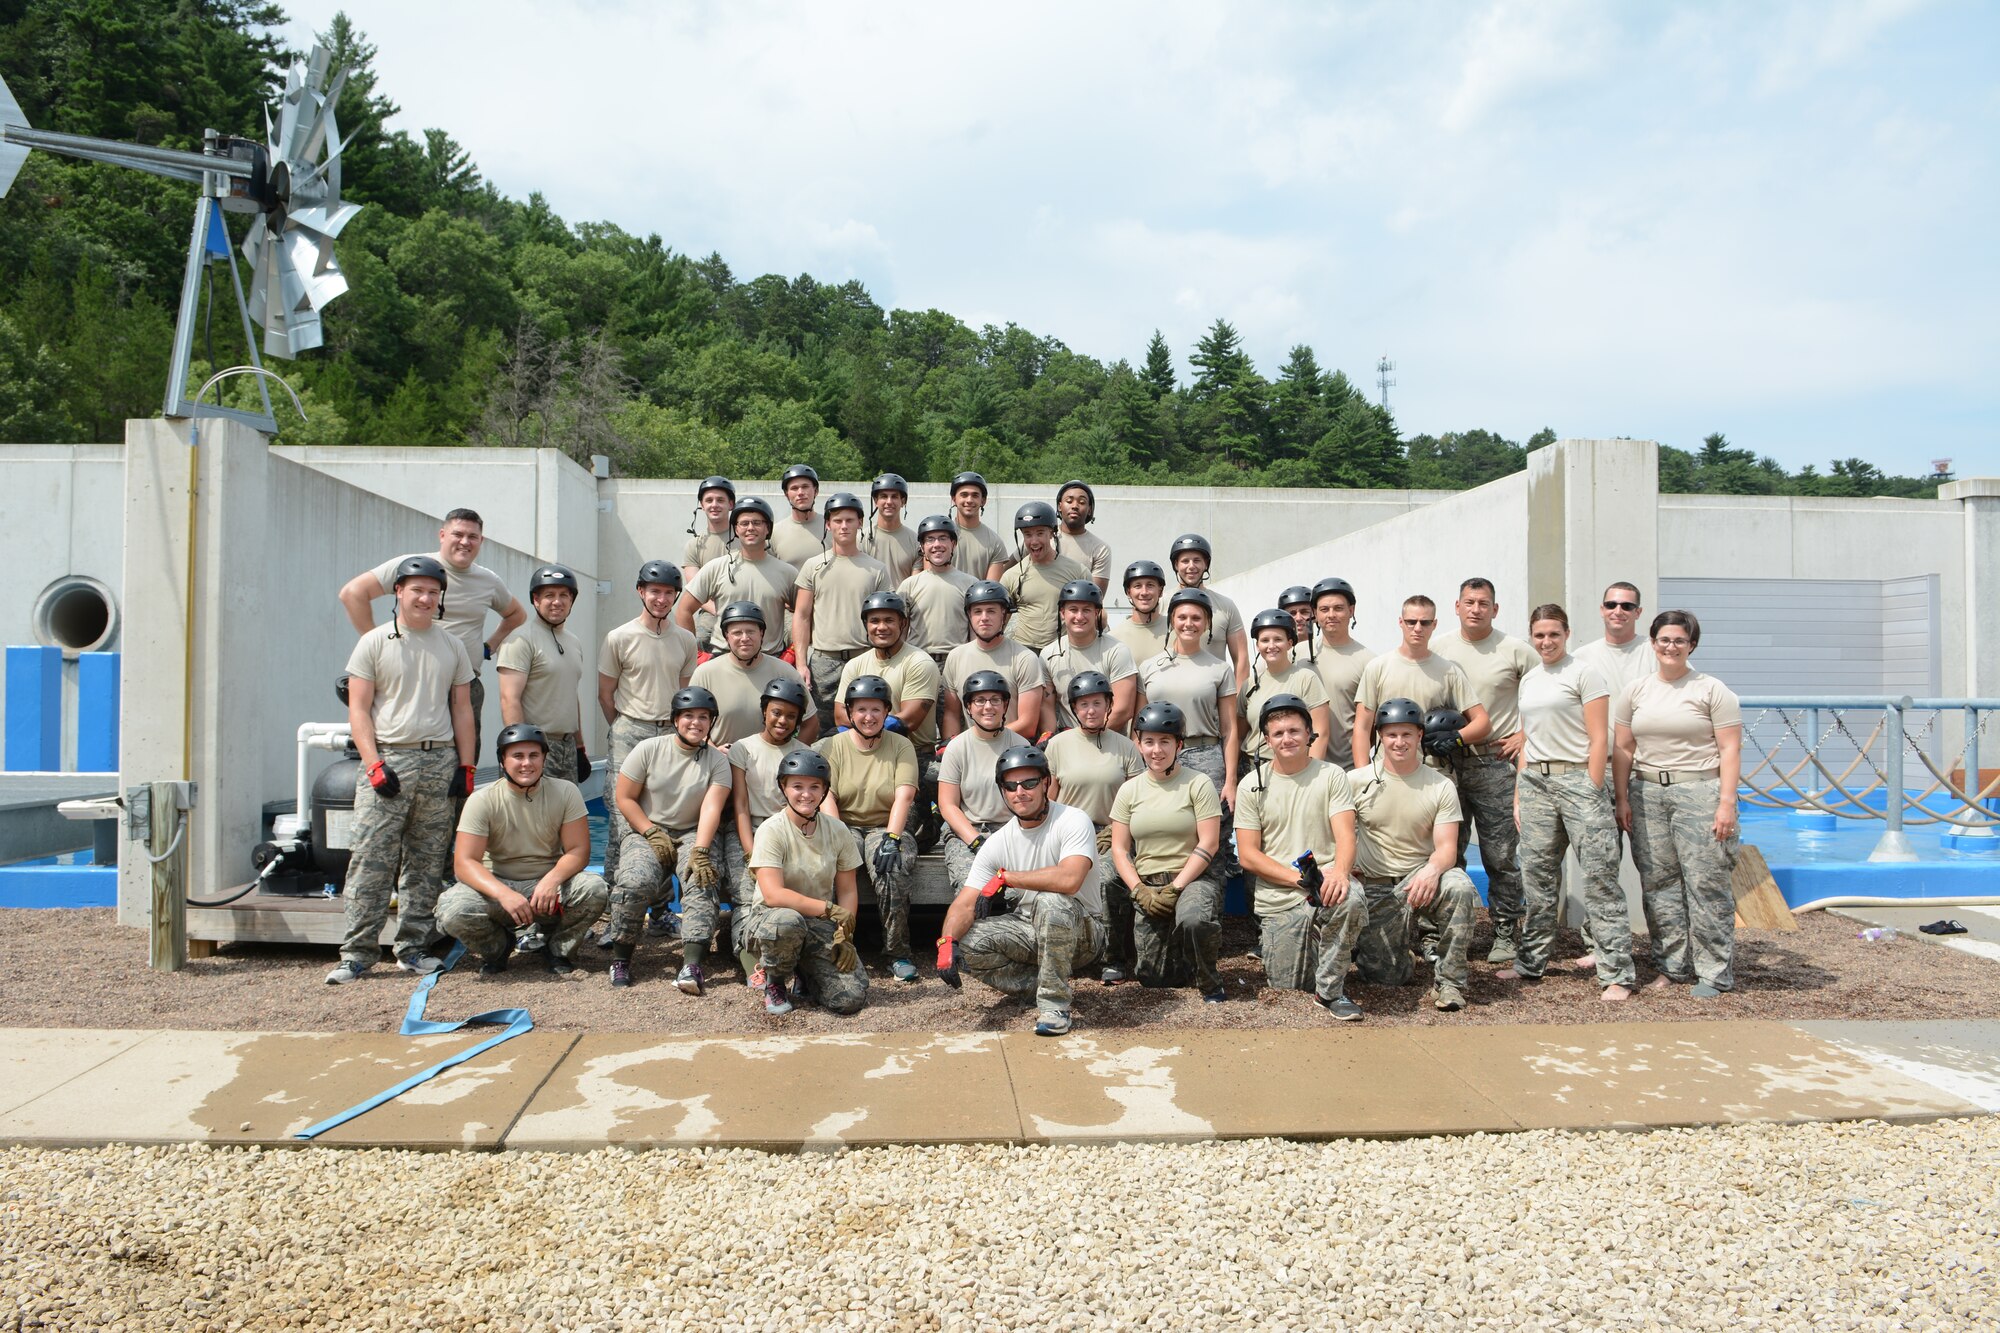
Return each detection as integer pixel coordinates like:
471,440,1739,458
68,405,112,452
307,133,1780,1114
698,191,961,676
1462,738,1513,759
380,740,452,751
1527,759,1588,775
620,713,673,728
1184,734,1221,748
544,731,575,741
1423,755,1451,771
809,646,864,662
1635,765,1720,786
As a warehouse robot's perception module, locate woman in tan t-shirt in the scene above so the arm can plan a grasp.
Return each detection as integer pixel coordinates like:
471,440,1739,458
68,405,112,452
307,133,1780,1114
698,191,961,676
1109,701,1225,997
1611,610,1744,999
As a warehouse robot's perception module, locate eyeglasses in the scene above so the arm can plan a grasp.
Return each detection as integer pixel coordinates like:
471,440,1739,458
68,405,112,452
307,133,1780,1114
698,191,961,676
1603,600,1639,611
999,776,1046,792
1654,637,1691,648
1401,617,1434,627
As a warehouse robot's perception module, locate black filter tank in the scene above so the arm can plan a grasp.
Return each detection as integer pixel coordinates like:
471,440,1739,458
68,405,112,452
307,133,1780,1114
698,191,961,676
310,747,362,886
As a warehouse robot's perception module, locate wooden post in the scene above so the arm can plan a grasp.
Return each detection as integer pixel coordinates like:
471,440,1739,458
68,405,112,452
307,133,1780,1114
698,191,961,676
149,781,188,971
1731,843,1797,932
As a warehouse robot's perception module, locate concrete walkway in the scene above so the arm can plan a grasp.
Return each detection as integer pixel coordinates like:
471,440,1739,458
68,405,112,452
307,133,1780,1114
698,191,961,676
1,1019,1993,1152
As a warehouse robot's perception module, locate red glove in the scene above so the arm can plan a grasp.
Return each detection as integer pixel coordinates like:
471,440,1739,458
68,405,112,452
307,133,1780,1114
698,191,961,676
936,936,960,988
366,760,401,798
450,765,475,798
780,646,798,666
974,872,1009,921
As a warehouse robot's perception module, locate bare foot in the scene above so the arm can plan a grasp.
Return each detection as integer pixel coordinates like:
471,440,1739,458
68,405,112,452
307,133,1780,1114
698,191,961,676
1644,974,1673,992
1496,966,1524,981
1569,953,1598,974
1600,984,1633,1003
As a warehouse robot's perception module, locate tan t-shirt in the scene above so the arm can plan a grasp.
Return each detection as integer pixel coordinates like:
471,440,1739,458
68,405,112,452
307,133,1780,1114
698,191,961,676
730,733,811,826
345,620,473,747
1576,636,1655,697
943,638,1048,710
837,645,944,750
1111,767,1222,878
899,567,976,653
1235,759,1356,915
938,728,1019,826
1137,648,1237,743
1040,635,1139,731
496,616,584,734
687,553,797,652
681,530,733,644
747,810,861,908
1044,727,1143,825
598,615,699,721
1002,554,1088,650
1350,763,1462,881
1109,614,1168,668
815,730,919,830
864,523,920,583
1067,529,1111,584
619,736,731,833
1520,654,1610,765
1614,671,1742,771
1354,651,1475,716
768,513,827,569
951,518,1011,578
370,554,512,669
796,550,893,653
1239,660,1331,763
1432,630,1539,739
457,777,587,881
690,651,805,748
1298,639,1373,769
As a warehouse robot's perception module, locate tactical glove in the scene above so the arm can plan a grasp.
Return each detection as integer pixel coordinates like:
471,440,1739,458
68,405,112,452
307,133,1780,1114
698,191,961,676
871,832,905,879
449,765,475,798
1140,871,1181,917
575,746,592,782
366,760,401,798
936,935,961,988
1095,825,1115,858
1295,851,1325,907
643,826,679,873
973,872,1010,921
685,844,719,889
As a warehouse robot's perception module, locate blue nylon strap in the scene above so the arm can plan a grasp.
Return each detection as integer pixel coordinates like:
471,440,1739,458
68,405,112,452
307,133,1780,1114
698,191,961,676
293,942,536,1141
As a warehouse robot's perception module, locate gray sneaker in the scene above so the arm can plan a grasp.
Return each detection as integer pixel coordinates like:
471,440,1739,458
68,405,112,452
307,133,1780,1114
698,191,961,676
396,953,444,976
1034,1008,1073,1037
674,962,705,996
1431,981,1467,1012
323,961,368,985
763,979,794,1016
1320,994,1364,1022
514,926,549,955
890,959,919,983
1485,929,1518,966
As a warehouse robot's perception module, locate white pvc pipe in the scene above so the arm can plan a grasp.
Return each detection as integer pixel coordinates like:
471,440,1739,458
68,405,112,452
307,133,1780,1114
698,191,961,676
284,722,351,837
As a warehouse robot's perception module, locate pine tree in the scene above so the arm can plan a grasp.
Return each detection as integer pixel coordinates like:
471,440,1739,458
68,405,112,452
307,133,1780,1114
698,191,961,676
1139,329,1176,399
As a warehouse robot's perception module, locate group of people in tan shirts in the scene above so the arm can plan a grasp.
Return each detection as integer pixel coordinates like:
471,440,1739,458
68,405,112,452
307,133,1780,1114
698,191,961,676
327,475,1744,1033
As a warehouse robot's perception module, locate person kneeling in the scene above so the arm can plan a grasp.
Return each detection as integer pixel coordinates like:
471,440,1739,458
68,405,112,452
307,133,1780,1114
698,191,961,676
739,750,869,1016
1109,701,1225,1000
437,724,609,974
937,745,1105,1036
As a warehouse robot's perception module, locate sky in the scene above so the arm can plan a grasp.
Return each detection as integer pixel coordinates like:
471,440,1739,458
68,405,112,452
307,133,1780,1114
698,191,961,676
281,1,1997,478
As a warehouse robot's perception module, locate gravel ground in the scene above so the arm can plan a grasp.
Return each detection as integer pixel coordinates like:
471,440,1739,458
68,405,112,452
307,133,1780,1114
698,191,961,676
4,906,1997,1035
4,1118,1996,1331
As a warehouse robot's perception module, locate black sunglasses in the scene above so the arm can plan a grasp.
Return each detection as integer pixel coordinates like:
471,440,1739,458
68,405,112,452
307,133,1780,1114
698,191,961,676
1603,600,1639,611
1000,776,1046,792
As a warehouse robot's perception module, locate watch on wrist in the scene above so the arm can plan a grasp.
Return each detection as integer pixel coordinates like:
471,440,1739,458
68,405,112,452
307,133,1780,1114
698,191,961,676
483,642,494,660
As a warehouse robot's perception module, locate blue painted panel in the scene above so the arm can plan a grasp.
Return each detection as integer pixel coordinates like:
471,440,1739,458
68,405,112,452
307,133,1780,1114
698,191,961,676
4,645,62,771
76,652,120,772
0,864,118,908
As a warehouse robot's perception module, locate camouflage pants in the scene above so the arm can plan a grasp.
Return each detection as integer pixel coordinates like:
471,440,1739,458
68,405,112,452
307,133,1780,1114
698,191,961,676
1101,838,1137,976
1352,867,1478,990
1454,753,1523,938
1258,886,1368,1000
732,903,869,1014
722,823,753,899
1517,768,1632,986
543,732,580,790
340,746,459,969
1179,744,1237,882
942,825,1003,895
1133,873,1224,992
1626,776,1737,990
436,872,609,963
962,890,1105,1013
807,648,860,735
853,826,917,959
602,715,670,882
606,829,708,948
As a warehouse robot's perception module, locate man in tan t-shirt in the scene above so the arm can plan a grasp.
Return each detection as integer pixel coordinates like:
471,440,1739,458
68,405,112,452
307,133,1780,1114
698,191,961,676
769,463,829,569
689,601,810,748
864,473,919,581
497,564,588,785
817,676,922,980
1298,577,1373,769
1000,500,1087,650
1055,480,1112,593
680,477,736,651
596,560,700,887
678,497,799,658
942,582,1051,740
899,515,977,667
794,492,894,734
1351,594,1491,761
1109,559,1170,669
948,472,1012,580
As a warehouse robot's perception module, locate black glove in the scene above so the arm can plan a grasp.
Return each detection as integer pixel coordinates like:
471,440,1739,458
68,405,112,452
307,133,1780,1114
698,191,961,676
576,746,592,781
1422,728,1464,759
450,765,475,798
936,936,961,989
965,833,986,855
366,760,401,798
973,873,1011,921
1295,852,1324,907
872,832,905,879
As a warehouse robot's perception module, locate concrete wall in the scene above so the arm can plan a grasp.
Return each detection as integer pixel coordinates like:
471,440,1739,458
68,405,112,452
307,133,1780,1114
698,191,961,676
1941,479,2000,699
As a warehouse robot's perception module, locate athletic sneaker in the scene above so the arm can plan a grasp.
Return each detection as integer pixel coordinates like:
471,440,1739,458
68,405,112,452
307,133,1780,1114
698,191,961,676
1202,987,1226,1004
1431,982,1466,1012
675,963,705,996
763,979,794,1016
396,953,443,976
323,961,367,985
478,953,510,976
547,955,576,976
1034,1008,1073,1037
1691,982,1724,999
513,926,548,955
1100,965,1129,985
646,907,680,939
746,965,767,990
608,959,632,989
890,959,919,983
1320,995,1364,1022
1485,932,1518,966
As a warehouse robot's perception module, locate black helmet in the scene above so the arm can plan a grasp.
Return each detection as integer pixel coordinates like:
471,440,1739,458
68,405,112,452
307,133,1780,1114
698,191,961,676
637,559,682,590
776,748,832,785
494,722,549,762
1258,693,1314,734
391,554,448,591
1167,587,1214,621
1250,608,1297,642
1013,500,1059,532
698,475,736,501
529,564,579,596
1056,479,1095,519
1123,559,1167,589
1168,533,1212,565
917,513,959,542
1133,700,1187,738
335,673,352,706
994,743,1051,786
718,600,766,630
961,669,1012,702
824,491,866,521
759,677,809,715
1312,576,1357,606
1066,670,1114,705
731,496,776,529
671,686,720,719
1057,579,1102,608
949,470,988,497
1277,585,1314,611
1375,697,1426,731
870,472,908,497
964,580,1013,612
1423,706,1469,737
861,590,910,621
781,463,820,488
844,674,895,707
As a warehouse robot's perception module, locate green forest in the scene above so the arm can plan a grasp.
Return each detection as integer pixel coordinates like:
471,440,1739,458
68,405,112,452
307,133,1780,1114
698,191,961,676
0,2,1948,499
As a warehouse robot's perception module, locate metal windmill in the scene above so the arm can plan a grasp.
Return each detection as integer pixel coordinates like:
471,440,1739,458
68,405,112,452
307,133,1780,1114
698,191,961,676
0,45,360,432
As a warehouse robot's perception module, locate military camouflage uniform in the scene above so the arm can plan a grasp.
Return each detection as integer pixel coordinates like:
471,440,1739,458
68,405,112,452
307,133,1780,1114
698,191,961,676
854,827,918,959
1625,775,1737,990
1350,866,1478,991
807,649,860,735
542,733,580,795
1101,838,1139,978
942,825,1004,898
436,872,609,963
605,830,716,948
1132,872,1225,992
1516,766,1632,986
601,715,671,882
340,746,460,971
731,904,869,1014
1453,752,1523,952
1178,743,1237,882
1259,886,1368,1000
961,889,1105,1011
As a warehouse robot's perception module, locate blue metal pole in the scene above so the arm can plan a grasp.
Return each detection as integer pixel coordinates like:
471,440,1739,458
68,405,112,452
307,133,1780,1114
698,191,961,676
1869,697,1918,862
